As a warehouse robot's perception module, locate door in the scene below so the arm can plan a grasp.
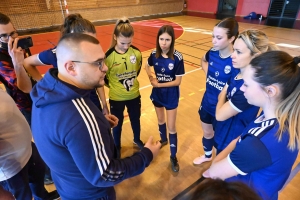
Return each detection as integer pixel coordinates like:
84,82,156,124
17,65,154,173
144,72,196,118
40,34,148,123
217,0,238,17
268,0,300,19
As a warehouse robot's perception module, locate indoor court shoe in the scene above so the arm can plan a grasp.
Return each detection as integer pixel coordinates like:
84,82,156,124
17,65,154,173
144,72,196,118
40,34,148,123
133,140,145,150
46,190,60,200
170,156,180,172
193,155,212,165
159,140,168,148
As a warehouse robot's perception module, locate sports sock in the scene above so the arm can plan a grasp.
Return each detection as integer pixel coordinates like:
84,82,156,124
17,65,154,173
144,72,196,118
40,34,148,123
169,133,177,157
159,123,167,142
202,137,214,158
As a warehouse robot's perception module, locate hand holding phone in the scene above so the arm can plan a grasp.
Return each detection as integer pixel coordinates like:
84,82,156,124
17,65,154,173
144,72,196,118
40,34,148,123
16,36,33,49
8,37,25,67
0,36,33,50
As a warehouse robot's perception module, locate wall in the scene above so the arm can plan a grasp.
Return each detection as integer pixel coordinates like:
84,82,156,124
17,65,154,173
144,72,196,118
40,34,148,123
0,0,183,31
186,0,218,13
187,0,300,19
186,0,271,16
235,0,271,17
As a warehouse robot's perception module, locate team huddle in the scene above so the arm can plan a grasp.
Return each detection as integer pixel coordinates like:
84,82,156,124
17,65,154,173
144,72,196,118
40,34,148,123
0,12,300,200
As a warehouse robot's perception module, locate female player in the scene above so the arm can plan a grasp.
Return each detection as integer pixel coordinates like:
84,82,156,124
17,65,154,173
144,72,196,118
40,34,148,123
203,51,300,200
213,30,278,153
24,13,108,114
193,18,239,165
145,25,185,172
104,17,143,158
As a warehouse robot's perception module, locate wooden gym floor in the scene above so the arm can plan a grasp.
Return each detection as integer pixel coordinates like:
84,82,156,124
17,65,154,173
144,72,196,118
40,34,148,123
8,15,300,199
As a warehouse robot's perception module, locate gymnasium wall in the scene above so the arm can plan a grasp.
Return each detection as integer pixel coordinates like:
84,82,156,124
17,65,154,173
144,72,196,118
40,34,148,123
187,0,300,19
235,0,271,17
0,0,183,31
186,0,218,13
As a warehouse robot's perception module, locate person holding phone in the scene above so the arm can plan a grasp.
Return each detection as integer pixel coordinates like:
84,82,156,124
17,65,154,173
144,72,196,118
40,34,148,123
0,12,34,123
0,12,59,200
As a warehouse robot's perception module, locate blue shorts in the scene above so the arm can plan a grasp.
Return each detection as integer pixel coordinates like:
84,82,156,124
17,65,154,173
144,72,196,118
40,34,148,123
199,106,215,125
152,100,176,110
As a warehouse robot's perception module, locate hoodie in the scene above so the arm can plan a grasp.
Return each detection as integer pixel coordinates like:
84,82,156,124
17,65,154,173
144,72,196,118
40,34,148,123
30,68,153,200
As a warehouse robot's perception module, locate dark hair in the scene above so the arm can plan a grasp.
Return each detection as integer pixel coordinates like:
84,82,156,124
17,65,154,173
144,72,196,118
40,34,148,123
250,51,300,150
155,25,175,60
0,12,11,25
216,17,239,43
57,33,99,51
60,13,96,37
250,51,299,100
110,17,134,49
189,179,261,200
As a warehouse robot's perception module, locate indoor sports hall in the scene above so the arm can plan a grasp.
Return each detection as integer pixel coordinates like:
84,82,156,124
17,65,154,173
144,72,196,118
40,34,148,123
1,0,300,199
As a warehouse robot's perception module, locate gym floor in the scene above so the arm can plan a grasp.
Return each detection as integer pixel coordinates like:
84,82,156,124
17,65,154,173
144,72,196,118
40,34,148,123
15,14,300,199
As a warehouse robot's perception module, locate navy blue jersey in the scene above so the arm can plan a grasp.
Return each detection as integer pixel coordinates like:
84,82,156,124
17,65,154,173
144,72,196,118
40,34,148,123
214,74,259,151
38,47,101,109
226,116,298,200
37,48,58,68
201,49,239,116
147,50,185,109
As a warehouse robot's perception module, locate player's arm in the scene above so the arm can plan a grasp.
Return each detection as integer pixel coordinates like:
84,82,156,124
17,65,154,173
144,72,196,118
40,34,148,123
96,87,109,115
136,52,142,77
201,55,208,75
216,84,239,121
23,54,44,81
204,135,272,180
145,62,155,81
8,37,32,93
213,137,239,163
203,137,239,179
67,122,160,187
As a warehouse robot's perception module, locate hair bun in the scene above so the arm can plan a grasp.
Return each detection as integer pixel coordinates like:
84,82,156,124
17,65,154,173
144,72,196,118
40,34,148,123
294,56,300,65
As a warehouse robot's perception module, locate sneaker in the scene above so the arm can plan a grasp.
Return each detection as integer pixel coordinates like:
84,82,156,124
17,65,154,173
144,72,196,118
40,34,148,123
46,190,60,200
133,140,144,150
170,156,180,172
44,178,54,185
193,155,212,165
159,140,168,148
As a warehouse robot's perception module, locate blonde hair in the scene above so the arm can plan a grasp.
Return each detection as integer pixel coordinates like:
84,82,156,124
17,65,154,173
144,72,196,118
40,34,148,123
250,51,300,150
238,30,279,55
110,17,134,49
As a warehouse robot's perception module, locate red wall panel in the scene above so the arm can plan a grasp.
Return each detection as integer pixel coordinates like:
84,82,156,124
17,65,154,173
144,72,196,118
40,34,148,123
187,0,299,19
187,0,218,13
235,0,271,17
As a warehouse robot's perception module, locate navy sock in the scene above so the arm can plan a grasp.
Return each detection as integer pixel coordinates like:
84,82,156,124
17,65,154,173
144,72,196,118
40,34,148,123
202,137,214,158
159,123,167,142
169,133,177,157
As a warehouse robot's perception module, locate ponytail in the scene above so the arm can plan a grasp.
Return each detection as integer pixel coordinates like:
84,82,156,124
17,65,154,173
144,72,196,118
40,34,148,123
250,52,300,150
110,17,134,49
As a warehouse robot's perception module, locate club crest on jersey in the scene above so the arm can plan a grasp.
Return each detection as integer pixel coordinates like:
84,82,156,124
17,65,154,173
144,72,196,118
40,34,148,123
161,67,165,72
155,62,158,66
210,62,213,66
130,55,136,64
231,87,237,96
215,71,219,77
168,63,174,70
224,65,231,74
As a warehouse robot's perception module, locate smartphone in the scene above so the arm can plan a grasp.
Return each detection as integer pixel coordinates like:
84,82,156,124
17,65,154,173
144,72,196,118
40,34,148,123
0,36,33,50
16,37,33,49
